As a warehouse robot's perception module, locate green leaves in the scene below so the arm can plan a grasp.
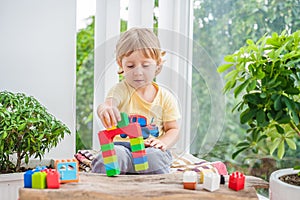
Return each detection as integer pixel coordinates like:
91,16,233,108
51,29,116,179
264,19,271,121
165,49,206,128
0,91,71,172
217,30,300,160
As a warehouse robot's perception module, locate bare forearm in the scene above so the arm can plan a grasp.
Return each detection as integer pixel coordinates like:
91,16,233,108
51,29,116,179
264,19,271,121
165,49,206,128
159,128,179,149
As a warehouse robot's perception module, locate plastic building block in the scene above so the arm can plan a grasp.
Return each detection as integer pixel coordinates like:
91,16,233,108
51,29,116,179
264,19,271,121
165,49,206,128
24,170,34,188
55,159,79,183
98,112,149,176
107,126,117,130
24,167,61,189
141,125,159,138
199,168,217,184
24,166,47,188
131,149,146,158
203,172,220,192
134,162,149,171
32,171,47,189
220,175,225,184
119,114,159,139
117,112,129,128
106,168,121,177
183,171,198,190
129,114,147,126
228,171,245,191
46,169,60,189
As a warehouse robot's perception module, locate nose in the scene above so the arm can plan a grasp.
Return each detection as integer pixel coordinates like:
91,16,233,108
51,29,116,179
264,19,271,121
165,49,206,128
133,65,143,75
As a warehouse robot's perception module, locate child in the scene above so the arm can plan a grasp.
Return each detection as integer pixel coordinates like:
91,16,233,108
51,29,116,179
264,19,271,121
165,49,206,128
92,27,181,174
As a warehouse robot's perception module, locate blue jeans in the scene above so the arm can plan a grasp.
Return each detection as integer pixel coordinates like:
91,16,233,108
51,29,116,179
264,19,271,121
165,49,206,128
91,142,173,174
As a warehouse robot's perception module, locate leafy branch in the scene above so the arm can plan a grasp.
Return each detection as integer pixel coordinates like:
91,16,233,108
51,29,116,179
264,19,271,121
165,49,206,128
218,30,300,159
0,91,71,172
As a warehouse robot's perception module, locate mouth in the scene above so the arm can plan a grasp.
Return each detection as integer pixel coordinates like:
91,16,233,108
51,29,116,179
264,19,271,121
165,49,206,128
134,80,144,83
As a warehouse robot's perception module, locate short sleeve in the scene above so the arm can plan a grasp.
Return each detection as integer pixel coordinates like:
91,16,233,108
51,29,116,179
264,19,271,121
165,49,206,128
106,81,128,106
162,90,181,122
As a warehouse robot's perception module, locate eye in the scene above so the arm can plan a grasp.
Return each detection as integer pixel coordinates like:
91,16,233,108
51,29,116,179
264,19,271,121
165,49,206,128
126,65,134,68
143,63,153,67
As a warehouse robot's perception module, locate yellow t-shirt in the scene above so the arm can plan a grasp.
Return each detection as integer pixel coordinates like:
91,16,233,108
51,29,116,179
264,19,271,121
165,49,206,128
106,80,181,141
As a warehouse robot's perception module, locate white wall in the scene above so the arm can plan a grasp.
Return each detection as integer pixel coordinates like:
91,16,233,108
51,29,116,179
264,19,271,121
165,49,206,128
0,0,76,159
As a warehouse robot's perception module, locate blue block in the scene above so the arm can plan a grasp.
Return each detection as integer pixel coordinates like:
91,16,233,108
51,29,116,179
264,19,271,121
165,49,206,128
131,116,146,126
24,170,34,188
104,161,120,171
133,156,148,165
57,162,77,181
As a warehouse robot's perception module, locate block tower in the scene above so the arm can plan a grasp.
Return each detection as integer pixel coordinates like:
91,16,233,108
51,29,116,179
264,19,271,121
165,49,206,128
98,112,149,176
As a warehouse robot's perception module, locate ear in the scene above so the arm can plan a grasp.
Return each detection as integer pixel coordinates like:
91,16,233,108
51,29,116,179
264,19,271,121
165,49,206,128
155,58,164,76
155,64,162,76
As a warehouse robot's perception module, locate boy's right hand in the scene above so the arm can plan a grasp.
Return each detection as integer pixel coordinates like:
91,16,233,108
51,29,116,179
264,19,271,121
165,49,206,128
97,104,121,129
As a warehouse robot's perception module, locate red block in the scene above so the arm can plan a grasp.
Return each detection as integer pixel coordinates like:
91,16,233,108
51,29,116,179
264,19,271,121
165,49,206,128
98,123,142,146
228,171,245,191
98,131,113,144
46,169,60,189
102,149,117,157
131,150,147,158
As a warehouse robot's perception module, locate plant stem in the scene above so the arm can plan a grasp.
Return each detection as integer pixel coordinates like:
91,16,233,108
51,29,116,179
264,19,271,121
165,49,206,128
16,152,21,172
289,122,300,137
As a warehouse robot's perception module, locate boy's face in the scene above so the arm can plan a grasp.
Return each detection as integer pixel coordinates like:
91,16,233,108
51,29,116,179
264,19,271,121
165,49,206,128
121,50,159,90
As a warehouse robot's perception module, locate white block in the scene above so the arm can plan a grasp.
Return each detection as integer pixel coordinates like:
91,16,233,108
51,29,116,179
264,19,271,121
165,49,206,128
183,171,198,183
203,172,220,192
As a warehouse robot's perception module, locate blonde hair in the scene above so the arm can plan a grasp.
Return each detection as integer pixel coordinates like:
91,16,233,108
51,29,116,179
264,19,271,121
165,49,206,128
116,27,165,74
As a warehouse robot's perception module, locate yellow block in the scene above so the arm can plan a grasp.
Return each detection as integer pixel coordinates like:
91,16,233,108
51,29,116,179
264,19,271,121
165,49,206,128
134,162,149,171
107,126,117,130
103,155,118,164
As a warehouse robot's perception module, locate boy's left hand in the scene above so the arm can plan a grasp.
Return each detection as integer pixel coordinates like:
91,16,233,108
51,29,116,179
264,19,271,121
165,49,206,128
144,138,167,151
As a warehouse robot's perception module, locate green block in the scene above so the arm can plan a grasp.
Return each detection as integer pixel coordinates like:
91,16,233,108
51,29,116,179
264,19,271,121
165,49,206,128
134,162,149,171
131,143,145,152
106,168,121,177
103,155,118,164
130,137,144,146
32,172,47,189
117,112,129,128
101,143,114,152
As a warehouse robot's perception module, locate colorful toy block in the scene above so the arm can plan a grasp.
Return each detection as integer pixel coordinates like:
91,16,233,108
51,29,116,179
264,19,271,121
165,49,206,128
117,112,129,128
183,171,198,190
46,169,60,189
32,171,47,189
203,172,220,192
228,171,245,191
24,167,61,189
24,170,34,188
199,168,217,184
119,114,159,139
54,159,79,183
98,112,149,176
220,175,225,184
24,166,47,188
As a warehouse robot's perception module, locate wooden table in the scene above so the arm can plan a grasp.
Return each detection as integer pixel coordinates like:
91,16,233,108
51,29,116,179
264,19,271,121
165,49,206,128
19,172,269,200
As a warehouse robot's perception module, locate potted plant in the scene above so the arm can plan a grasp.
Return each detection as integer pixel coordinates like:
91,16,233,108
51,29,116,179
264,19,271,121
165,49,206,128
0,91,71,198
217,30,300,199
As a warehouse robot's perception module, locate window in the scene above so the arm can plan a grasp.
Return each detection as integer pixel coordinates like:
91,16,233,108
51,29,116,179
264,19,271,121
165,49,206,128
191,0,300,163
